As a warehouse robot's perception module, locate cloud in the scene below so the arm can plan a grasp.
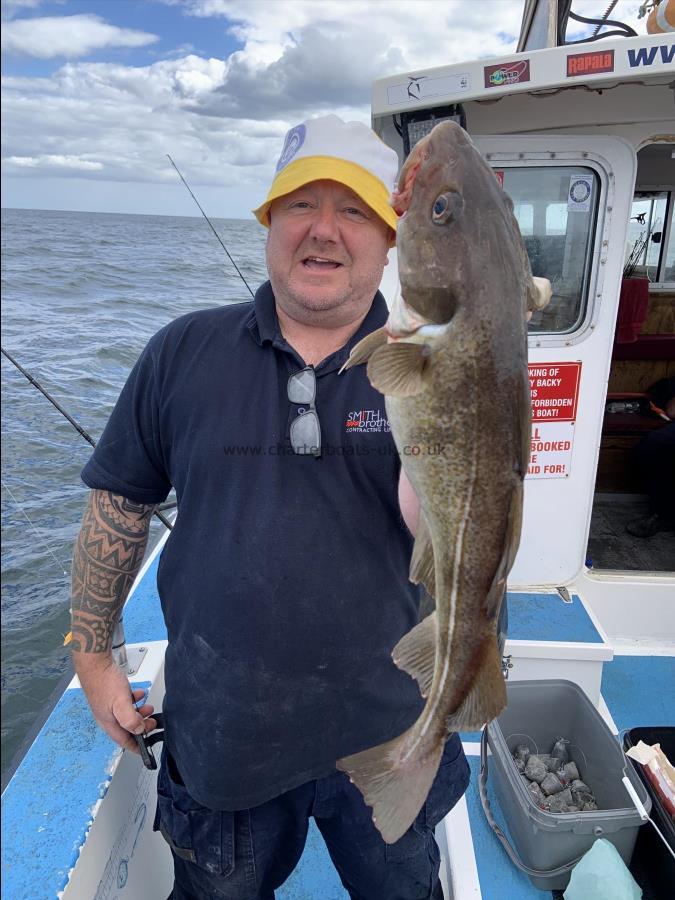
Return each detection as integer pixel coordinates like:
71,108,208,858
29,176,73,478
1,55,287,193
176,1,527,121
1,14,159,58
2,0,645,216
5,154,103,171
194,24,406,120
1,0,44,19
192,1,524,68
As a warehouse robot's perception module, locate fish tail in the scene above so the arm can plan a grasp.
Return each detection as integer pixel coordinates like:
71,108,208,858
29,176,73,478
337,726,444,844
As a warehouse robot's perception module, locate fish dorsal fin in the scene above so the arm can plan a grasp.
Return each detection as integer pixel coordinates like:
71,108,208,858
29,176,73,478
409,514,436,598
484,480,523,620
392,611,437,698
445,639,507,732
339,326,388,373
367,341,428,397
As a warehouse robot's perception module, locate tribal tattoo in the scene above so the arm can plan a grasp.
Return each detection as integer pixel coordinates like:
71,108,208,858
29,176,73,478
71,490,155,653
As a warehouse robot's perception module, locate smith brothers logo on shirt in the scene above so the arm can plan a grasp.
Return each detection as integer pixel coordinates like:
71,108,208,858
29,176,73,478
345,408,391,433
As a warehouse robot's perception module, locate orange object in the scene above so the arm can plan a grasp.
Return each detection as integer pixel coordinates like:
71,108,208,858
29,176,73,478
647,0,675,33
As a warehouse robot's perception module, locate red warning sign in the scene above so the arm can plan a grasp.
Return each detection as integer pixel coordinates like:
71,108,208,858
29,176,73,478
528,362,581,422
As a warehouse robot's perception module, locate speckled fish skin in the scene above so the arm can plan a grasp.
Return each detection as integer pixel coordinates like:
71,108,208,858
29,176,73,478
338,121,546,845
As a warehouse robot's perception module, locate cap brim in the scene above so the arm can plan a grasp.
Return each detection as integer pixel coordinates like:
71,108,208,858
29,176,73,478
252,155,398,233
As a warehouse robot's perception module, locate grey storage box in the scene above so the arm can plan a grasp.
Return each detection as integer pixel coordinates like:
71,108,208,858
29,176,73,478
480,679,651,891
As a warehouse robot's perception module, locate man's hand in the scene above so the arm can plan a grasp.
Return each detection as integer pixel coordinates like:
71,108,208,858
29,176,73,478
74,652,156,753
398,468,420,536
527,276,552,322
70,489,156,751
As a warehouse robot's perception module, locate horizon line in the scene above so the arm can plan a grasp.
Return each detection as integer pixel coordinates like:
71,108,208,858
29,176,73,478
1,206,256,222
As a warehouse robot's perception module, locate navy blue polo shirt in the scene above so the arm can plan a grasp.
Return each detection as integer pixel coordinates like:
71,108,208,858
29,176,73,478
81,282,425,810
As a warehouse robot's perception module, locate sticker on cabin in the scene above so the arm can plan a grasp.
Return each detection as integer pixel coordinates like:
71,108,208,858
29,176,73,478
494,170,505,187
627,43,675,68
386,72,470,105
526,362,581,480
483,60,530,89
568,175,593,212
527,422,575,479
566,50,614,77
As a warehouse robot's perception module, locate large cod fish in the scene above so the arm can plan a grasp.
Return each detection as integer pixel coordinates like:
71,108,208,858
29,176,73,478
337,121,551,844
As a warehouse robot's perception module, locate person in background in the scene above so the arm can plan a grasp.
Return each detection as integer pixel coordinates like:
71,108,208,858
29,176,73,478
626,376,675,539
69,115,479,900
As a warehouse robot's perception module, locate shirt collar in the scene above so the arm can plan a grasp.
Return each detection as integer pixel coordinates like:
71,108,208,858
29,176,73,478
246,280,389,375
247,281,280,346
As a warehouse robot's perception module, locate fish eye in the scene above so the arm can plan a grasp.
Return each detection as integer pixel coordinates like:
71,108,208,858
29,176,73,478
432,191,463,225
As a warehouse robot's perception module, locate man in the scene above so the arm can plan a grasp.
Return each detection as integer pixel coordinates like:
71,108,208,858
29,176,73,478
625,376,675,540
71,115,471,900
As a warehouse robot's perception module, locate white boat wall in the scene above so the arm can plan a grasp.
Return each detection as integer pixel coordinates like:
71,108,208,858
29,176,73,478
2,5,674,898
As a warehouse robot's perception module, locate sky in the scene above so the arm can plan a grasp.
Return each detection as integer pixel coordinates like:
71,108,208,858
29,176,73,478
1,0,643,220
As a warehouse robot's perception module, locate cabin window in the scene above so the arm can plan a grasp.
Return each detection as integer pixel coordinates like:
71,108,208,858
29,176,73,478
666,211,675,282
626,192,675,286
501,166,599,334
545,202,568,235
513,203,534,235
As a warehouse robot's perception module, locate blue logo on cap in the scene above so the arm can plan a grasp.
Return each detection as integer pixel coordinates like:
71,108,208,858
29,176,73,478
276,124,306,173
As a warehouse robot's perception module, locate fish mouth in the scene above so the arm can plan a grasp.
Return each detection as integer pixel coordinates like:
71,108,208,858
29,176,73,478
389,279,460,334
301,255,343,270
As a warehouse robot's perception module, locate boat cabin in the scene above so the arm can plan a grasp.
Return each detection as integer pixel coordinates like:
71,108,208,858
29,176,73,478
373,30,675,587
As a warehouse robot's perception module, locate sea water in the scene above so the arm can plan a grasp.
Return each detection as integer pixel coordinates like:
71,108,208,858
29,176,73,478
1,207,267,778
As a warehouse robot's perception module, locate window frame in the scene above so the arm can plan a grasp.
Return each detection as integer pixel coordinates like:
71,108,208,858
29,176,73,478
485,151,632,348
486,152,609,349
641,187,675,291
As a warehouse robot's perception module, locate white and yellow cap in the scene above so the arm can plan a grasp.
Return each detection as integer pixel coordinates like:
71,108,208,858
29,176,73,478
253,114,399,232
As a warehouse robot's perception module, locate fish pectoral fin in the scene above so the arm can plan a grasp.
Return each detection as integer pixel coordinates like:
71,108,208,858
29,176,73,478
485,480,523,620
392,611,437,698
445,641,507,732
409,515,436,598
367,342,428,397
336,726,444,844
339,327,388,373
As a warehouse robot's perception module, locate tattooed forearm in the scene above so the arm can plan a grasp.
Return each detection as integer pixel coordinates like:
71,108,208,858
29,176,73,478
71,490,155,653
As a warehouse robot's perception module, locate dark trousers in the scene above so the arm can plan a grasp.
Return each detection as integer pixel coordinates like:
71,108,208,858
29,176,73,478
154,733,470,900
634,421,675,520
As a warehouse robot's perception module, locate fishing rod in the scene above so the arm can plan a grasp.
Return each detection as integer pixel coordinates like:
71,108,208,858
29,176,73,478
1,347,173,531
1,477,69,576
166,154,255,298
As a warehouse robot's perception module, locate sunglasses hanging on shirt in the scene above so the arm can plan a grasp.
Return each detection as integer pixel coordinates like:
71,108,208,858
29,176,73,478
287,367,321,458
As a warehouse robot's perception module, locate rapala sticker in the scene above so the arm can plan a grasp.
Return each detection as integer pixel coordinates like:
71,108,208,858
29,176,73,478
627,43,674,67
387,72,470,105
484,60,530,88
568,175,593,212
566,50,614,76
